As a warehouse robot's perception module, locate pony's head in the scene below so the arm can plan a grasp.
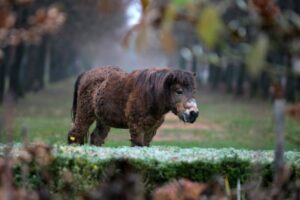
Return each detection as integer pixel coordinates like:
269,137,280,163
164,70,198,123
135,68,199,123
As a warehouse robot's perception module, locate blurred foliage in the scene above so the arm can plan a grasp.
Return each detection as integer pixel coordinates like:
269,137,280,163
0,143,299,197
0,0,130,103
0,144,300,199
245,33,269,76
124,0,300,78
196,5,223,48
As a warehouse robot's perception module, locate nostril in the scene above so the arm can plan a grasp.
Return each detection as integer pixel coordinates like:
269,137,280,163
190,111,199,118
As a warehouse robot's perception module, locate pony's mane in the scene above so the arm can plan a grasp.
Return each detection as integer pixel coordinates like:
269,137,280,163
132,68,195,114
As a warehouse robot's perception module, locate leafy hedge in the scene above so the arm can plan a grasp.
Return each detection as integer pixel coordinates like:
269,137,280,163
2,145,300,194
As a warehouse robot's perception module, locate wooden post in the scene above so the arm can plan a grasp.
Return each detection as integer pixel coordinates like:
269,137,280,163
272,81,285,181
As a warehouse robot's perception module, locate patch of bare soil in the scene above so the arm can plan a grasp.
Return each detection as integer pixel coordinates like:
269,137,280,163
107,134,129,141
160,123,221,131
161,113,223,131
107,113,223,142
153,131,204,141
107,132,204,142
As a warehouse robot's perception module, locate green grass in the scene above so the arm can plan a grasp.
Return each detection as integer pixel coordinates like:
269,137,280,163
1,78,300,151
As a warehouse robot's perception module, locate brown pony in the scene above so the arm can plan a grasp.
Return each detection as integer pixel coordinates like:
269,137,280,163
68,66,199,146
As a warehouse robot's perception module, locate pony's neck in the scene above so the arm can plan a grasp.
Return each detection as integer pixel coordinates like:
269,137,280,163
151,100,170,117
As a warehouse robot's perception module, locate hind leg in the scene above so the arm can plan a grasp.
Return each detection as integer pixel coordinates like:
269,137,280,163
90,121,110,146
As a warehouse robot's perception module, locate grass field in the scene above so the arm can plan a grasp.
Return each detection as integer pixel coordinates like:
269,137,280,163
2,78,300,151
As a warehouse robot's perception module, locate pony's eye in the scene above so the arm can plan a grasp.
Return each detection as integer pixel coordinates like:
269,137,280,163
176,89,183,94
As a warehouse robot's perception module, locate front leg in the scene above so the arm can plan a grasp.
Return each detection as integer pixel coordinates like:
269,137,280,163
144,130,157,147
144,127,162,147
128,118,164,147
144,118,164,146
129,127,145,147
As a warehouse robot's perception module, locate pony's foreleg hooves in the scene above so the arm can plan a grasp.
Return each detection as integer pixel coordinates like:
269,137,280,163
67,130,85,145
131,142,148,147
143,142,151,147
143,139,153,147
130,132,147,147
143,131,156,147
130,141,147,147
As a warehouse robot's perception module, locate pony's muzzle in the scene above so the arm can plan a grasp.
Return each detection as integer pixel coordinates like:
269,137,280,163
182,98,199,123
182,110,199,123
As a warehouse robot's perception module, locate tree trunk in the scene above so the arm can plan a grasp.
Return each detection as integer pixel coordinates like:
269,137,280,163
9,44,25,99
236,64,245,96
35,39,47,90
297,77,300,102
49,47,61,83
20,45,32,92
225,65,234,93
260,71,271,100
192,55,197,74
0,61,5,104
8,4,28,99
249,77,259,98
285,75,296,102
0,48,8,104
209,65,221,90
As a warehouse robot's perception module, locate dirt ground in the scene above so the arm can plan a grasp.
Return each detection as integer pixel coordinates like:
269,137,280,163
106,112,223,142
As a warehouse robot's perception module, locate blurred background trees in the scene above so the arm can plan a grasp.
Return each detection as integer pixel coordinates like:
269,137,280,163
125,0,300,103
0,0,133,103
0,0,65,102
1,0,300,106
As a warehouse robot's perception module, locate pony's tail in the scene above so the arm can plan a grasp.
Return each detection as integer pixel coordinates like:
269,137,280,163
71,72,85,122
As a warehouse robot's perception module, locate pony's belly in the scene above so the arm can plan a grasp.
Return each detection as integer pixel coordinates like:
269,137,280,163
106,122,128,129
95,107,128,128
100,117,128,129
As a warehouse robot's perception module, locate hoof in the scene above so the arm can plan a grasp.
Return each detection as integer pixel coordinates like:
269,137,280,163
67,133,84,145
